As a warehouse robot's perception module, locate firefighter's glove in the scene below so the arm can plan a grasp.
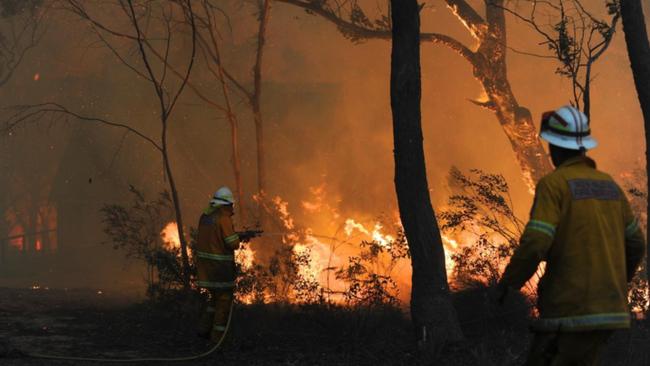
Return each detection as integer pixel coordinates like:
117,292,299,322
237,229,263,243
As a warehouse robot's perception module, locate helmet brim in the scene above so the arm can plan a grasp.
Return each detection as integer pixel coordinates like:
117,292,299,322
210,198,235,207
540,131,597,150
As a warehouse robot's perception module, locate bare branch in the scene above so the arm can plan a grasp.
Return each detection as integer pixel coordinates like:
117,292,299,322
276,0,477,64
2,102,162,151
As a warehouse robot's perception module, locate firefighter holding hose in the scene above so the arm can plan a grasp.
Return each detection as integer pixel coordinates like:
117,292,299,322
196,187,258,343
497,105,646,365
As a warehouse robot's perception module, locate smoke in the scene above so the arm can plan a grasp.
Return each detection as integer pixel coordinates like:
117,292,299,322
0,0,646,294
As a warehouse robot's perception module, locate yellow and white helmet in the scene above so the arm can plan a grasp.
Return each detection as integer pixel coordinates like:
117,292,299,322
540,105,597,150
210,186,235,207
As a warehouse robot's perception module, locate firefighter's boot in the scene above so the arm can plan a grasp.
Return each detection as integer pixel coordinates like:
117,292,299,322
210,291,233,343
197,305,215,339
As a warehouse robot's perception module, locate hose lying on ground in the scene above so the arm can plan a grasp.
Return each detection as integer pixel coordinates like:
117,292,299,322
7,300,234,363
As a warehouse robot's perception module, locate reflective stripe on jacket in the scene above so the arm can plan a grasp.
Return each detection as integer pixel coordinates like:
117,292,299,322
500,156,646,331
195,206,241,289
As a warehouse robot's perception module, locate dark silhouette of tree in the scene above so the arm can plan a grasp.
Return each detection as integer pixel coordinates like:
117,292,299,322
390,0,462,357
2,0,198,288
620,0,650,306
0,0,44,87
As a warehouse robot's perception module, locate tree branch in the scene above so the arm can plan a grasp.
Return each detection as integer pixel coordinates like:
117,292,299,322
2,102,163,151
445,0,488,40
276,0,477,64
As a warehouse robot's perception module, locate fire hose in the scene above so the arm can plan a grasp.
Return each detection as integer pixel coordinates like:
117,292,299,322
9,299,234,363
5,231,351,362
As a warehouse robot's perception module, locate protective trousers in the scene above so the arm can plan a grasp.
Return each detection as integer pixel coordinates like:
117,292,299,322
524,330,613,366
198,289,234,343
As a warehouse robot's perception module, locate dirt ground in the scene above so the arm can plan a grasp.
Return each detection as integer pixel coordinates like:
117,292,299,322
0,287,648,366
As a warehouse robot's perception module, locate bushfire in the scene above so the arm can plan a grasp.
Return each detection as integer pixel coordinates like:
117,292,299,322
157,187,491,305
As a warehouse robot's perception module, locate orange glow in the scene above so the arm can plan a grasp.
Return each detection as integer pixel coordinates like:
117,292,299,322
35,239,42,251
160,222,191,259
33,73,40,81
8,225,24,251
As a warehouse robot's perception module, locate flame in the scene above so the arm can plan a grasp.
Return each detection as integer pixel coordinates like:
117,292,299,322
236,244,255,272
160,222,191,259
441,235,459,278
272,196,295,230
33,73,40,81
8,224,24,251
343,219,394,249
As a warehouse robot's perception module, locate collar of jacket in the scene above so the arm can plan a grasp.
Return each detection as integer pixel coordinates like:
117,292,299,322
203,205,219,215
557,155,597,170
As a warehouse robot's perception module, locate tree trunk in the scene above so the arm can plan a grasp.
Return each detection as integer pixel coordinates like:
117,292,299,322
252,0,271,227
473,0,553,191
390,0,463,358
162,121,191,289
620,0,650,309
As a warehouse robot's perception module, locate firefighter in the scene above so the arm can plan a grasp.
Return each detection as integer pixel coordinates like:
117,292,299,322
497,105,646,365
196,186,241,343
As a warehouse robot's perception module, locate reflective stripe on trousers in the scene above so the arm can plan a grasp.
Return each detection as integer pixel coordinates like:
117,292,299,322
533,312,630,331
196,251,234,261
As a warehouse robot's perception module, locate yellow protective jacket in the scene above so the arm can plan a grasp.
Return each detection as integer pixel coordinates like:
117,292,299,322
195,206,241,290
500,156,645,331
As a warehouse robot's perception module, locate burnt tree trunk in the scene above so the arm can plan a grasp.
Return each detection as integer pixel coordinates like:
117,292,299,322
472,0,552,191
162,120,191,289
620,0,650,299
390,0,463,357
213,39,246,223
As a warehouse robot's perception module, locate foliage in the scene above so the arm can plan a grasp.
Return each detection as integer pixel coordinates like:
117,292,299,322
439,168,538,293
235,239,323,304
335,231,409,307
236,195,406,308
621,166,649,313
507,0,620,115
298,0,390,43
101,186,191,299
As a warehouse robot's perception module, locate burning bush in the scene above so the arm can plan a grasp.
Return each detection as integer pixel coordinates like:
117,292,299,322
235,194,408,307
439,168,540,295
334,231,409,307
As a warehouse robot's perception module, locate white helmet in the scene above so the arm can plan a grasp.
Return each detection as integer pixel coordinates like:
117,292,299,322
210,186,235,207
540,105,597,150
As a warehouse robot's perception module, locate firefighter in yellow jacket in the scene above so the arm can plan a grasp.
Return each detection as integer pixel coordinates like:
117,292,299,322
196,187,241,343
498,105,646,365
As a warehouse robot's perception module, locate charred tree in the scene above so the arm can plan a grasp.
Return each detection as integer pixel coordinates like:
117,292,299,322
620,0,650,298
390,0,463,356
278,0,553,192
